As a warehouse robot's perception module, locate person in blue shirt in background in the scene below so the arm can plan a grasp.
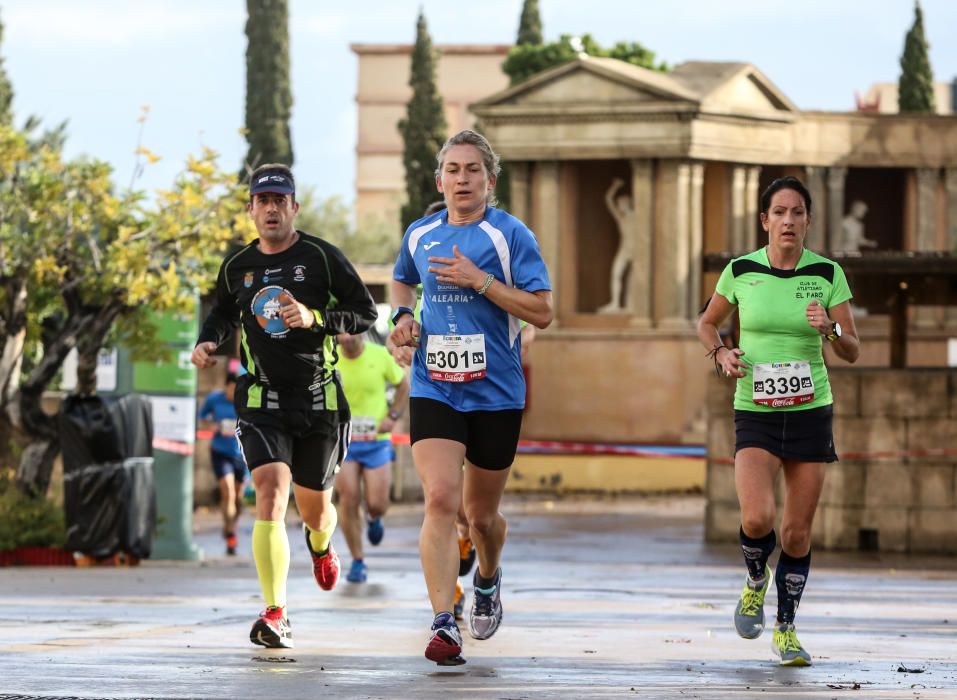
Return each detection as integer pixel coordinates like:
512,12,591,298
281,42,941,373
199,373,249,555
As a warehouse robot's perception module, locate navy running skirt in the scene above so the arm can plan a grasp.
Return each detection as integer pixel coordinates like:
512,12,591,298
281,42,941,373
734,404,837,463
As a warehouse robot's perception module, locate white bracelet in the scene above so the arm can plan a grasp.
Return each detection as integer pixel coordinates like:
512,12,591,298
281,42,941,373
477,273,495,296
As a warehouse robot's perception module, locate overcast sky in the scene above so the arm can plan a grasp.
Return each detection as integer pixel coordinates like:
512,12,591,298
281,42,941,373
2,0,955,205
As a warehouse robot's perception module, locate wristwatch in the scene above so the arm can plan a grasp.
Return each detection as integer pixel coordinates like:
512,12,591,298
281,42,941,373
391,306,415,325
825,322,842,342
387,409,402,421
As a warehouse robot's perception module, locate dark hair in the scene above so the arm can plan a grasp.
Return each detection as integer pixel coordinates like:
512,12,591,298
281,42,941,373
423,200,447,217
760,176,811,216
225,372,238,385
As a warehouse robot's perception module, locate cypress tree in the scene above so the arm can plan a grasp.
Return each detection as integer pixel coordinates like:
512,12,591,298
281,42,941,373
517,0,543,47
493,0,546,212
0,11,13,126
399,11,447,232
243,0,293,170
898,1,935,113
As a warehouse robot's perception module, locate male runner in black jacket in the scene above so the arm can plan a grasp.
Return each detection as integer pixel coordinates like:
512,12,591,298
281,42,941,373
192,163,376,648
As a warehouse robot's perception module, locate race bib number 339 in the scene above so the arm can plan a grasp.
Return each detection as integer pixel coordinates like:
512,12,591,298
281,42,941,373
426,334,487,383
752,361,814,408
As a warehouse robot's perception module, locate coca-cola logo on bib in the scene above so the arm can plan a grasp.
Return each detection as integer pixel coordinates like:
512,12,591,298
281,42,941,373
771,397,797,408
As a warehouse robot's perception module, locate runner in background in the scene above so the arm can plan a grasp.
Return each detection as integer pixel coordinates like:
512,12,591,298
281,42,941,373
335,331,410,583
198,372,248,555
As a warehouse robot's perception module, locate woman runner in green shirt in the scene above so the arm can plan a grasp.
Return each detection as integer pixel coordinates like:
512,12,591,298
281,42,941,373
697,176,861,666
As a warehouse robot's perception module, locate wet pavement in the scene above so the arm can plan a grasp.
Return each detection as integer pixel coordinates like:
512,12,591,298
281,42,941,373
1,495,955,699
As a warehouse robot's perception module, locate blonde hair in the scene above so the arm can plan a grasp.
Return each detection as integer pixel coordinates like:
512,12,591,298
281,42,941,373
434,130,501,206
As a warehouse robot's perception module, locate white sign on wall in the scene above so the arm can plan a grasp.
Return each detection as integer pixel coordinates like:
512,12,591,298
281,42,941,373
148,396,196,444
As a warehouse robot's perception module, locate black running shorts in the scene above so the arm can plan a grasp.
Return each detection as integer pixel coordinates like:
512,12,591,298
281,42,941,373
409,397,523,471
734,404,837,463
236,408,349,491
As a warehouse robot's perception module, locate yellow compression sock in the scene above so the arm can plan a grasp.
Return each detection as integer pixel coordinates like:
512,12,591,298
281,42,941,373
252,520,290,609
307,504,338,554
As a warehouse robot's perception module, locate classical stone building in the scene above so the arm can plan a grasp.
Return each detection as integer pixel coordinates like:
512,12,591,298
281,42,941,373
351,43,510,232
472,56,957,447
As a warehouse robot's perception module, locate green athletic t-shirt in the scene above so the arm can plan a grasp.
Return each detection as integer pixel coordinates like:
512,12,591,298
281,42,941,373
336,342,406,439
715,247,853,412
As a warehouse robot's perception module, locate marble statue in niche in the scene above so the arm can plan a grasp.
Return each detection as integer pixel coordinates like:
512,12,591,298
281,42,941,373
597,178,634,313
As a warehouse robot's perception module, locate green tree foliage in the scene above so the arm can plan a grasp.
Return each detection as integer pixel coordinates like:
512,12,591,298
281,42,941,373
898,1,936,113
295,189,399,264
0,123,254,495
399,11,447,233
0,468,65,549
0,11,13,126
503,33,666,86
243,0,294,170
517,0,543,47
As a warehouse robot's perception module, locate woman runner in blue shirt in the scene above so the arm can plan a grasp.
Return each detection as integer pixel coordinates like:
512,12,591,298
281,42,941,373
390,130,553,665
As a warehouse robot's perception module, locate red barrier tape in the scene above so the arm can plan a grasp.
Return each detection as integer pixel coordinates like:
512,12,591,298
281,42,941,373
711,446,957,466
195,428,953,462
153,437,193,456
194,428,703,458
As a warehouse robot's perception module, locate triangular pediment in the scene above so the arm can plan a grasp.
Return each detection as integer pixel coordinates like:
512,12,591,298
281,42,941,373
670,61,798,115
473,57,700,110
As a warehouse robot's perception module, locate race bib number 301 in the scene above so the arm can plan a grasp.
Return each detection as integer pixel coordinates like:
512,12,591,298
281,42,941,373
752,361,814,408
426,334,487,383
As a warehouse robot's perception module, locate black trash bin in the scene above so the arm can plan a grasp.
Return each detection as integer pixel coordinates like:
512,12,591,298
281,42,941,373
60,394,156,559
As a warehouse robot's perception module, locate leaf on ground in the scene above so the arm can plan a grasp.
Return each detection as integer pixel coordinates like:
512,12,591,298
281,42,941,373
897,664,925,673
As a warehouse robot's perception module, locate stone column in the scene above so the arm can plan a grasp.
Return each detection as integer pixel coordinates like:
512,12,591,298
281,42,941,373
532,161,561,323
827,166,847,254
728,165,747,254
945,169,957,325
688,163,705,317
915,167,941,328
804,166,827,251
509,162,531,223
657,161,693,329
628,159,654,327
915,167,940,251
744,165,762,250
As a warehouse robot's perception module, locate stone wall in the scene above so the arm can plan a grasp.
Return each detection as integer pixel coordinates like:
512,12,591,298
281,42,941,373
705,368,957,554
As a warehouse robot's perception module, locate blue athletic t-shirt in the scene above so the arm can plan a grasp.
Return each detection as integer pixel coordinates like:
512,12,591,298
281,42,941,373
198,391,243,457
393,206,551,412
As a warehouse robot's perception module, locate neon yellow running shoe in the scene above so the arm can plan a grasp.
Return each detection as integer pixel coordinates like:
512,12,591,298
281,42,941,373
771,623,812,666
733,565,771,639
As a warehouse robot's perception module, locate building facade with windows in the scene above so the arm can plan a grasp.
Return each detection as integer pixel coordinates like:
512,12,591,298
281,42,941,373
352,43,511,234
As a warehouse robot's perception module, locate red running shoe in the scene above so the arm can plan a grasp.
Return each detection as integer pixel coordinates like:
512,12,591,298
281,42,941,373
249,606,293,648
425,612,465,666
303,524,340,590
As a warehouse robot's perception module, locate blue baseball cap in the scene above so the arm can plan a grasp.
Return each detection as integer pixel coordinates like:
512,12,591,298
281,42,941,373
249,168,295,196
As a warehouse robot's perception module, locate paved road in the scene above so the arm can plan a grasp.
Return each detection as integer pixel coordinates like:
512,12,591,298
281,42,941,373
1,496,954,699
